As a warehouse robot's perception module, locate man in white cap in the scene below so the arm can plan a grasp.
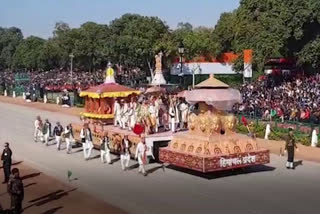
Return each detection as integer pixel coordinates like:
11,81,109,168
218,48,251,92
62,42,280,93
135,136,148,176
34,116,42,142
121,99,129,129
100,132,112,164
64,123,74,154
53,122,63,151
113,99,122,127
80,123,94,160
120,135,131,170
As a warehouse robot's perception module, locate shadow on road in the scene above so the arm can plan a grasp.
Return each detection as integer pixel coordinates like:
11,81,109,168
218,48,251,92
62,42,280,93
147,165,165,174
294,160,303,168
24,188,77,211
42,206,63,214
24,182,37,189
165,165,276,180
21,172,41,180
127,163,139,171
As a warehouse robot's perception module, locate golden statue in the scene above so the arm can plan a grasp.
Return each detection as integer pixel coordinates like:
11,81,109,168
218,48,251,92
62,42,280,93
155,52,163,73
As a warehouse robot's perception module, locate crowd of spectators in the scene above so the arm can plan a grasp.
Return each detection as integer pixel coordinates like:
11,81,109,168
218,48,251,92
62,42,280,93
234,73,320,124
0,69,104,92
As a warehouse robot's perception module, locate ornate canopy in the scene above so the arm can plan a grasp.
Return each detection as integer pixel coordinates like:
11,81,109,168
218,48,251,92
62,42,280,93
79,83,140,98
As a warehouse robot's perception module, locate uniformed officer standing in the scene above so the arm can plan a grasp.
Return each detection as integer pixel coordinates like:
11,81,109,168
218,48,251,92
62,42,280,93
7,168,24,214
284,128,299,169
1,142,12,184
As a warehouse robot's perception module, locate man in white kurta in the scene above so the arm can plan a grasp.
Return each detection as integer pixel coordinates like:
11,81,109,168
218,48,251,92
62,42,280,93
311,129,318,147
100,133,111,164
135,137,148,176
34,116,42,142
169,104,176,133
64,124,74,154
114,100,122,127
120,135,131,170
179,101,188,129
80,124,94,160
127,103,134,131
129,101,137,130
121,101,129,129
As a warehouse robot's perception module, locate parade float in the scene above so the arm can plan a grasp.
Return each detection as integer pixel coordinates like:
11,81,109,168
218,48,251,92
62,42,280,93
72,63,141,148
159,75,270,172
79,63,140,122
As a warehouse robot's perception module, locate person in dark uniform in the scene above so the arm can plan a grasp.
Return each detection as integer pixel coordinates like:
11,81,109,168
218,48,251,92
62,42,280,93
284,128,299,169
7,168,24,214
1,142,12,184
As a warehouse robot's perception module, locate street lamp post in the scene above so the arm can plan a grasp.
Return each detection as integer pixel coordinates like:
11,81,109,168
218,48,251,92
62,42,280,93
178,41,185,88
69,54,74,83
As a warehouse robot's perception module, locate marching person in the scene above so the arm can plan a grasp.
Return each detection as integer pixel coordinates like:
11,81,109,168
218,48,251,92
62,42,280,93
80,123,94,160
179,99,188,130
1,142,12,184
53,122,63,151
121,100,129,129
42,119,51,146
120,135,131,171
34,116,42,142
148,101,158,133
284,128,299,169
7,168,24,214
100,132,111,164
169,101,176,133
64,123,74,154
114,99,122,127
135,136,148,176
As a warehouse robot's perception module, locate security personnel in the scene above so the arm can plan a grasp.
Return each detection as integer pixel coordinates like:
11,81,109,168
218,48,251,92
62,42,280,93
284,128,298,169
7,168,24,214
1,142,12,183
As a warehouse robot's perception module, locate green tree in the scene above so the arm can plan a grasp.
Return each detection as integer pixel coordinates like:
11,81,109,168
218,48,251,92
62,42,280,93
107,13,170,77
13,36,45,70
0,27,23,69
74,22,109,71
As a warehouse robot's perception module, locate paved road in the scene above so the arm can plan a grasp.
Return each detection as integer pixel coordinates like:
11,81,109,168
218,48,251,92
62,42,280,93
1,101,320,214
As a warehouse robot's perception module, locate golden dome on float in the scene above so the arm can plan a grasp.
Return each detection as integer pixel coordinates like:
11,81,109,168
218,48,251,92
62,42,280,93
195,74,229,89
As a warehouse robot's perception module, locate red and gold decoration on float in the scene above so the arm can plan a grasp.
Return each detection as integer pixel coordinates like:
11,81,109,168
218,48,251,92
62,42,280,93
160,75,269,173
79,63,140,120
79,83,140,120
159,111,270,172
